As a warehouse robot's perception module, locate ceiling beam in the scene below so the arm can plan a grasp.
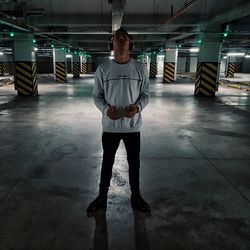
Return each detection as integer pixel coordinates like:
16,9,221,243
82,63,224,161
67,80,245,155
28,14,200,29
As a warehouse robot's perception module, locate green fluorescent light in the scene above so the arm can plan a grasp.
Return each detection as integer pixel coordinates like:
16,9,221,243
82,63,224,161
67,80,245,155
9,32,15,37
223,33,228,37
32,39,36,43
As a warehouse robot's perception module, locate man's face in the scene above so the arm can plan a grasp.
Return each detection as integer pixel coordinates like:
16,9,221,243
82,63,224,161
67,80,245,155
112,31,130,52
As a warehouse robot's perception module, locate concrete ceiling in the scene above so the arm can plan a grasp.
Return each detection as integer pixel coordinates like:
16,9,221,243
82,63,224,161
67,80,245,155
0,0,250,54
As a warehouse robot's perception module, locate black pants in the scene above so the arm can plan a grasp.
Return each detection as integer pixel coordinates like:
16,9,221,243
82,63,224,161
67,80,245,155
99,132,141,195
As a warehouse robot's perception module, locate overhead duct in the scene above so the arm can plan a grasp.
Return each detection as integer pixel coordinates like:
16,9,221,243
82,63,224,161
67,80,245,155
111,0,127,32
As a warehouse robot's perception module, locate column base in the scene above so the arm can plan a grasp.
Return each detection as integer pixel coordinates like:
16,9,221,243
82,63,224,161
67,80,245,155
149,62,157,78
81,63,87,74
225,63,236,77
56,62,67,83
163,62,175,83
15,61,38,96
73,62,81,78
194,62,218,97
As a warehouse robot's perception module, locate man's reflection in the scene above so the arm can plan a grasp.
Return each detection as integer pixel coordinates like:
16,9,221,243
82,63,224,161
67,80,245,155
88,210,108,250
134,211,151,250
88,209,151,250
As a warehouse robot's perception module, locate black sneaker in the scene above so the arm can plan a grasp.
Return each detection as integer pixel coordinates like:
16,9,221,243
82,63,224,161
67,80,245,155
131,193,151,213
87,195,107,214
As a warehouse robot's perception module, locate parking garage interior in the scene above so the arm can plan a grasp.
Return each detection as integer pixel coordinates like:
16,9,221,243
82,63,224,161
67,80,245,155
0,0,250,249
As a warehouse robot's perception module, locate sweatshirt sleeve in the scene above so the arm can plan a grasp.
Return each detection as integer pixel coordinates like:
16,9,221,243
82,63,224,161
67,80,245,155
135,64,150,112
92,66,110,115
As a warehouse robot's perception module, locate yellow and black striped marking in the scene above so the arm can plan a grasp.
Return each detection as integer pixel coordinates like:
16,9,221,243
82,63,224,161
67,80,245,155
150,62,157,78
73,62,80,78
3,62,9,74
185,59,190,73
226,63,236,77
9,62,14,75
87,62,92,73
194,62,218,97
15,61,38,96
0,62,3,76
163,62,175,83
56,62,67,82
82,62,87,74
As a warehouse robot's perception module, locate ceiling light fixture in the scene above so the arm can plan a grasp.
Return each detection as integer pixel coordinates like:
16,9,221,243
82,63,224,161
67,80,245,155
227,52,245,56
190,48,199,52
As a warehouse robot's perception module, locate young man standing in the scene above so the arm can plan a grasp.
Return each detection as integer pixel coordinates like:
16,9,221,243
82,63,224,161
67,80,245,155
87,28,150,213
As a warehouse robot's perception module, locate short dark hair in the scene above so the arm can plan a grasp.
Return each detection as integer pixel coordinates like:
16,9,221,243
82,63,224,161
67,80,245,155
113,28,129,36
111,27,133,40
109,27,134,51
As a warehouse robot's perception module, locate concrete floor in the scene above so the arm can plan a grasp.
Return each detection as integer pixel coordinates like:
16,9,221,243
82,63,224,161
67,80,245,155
220,73,250,83
0,74,250,250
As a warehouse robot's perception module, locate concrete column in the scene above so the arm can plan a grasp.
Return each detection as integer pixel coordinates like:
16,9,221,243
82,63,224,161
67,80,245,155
86,56,93,73
73,54,80,78
9,59,14,75
143,55,147,68
80,55,83,73
13,33,38,96
53,49,67,83
185,57,190,73
0,63,3,76
66,53,73,74
81,56,87,74
220,57,227,74
1,54,14,75
226,56,236,77
0,53,4,76
163,46,178,83
190,57,198,73
242,56,250,73
146,54,150,73
1,54,8,75
149,53,157,78
195,34,222,96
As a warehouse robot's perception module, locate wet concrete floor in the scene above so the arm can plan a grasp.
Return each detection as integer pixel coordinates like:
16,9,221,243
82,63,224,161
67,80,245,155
0,74,250,250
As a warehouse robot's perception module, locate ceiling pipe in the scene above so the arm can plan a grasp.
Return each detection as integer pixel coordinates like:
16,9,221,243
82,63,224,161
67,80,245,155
170,1,250,41
19,31,250,35
156,0,200,31
0,10,81,50
0,10,39,31
134,0,200,49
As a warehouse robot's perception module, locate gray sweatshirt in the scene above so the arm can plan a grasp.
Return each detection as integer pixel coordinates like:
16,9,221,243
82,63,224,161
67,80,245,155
93,58,150,133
